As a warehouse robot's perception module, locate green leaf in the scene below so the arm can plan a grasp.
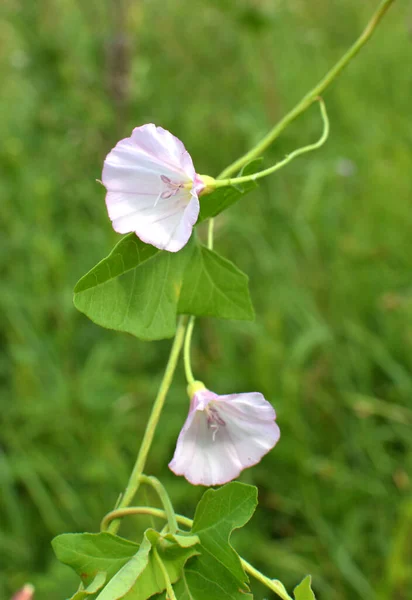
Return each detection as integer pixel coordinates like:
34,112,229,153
294,575,316,600
54,530,198,600
74,234,158,292
198,159,262,222
172,558,252,600
68,572,107,599
178,242,254,321
123,542,198,599
95,534,152,600
52,532,139,587
191,482,257,585
106,529,199,600
163,482,258,600
73,234,191,341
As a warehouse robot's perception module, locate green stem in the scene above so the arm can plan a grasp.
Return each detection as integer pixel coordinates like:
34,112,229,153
102,506,292,600
240,559,293,600
183,316,196,385
139,475,178,534
198,90,327,408
153,547,178,600
100,506,170,531
207,218,215,250
213,98,328,189
104,315,189,534
219,0,396,179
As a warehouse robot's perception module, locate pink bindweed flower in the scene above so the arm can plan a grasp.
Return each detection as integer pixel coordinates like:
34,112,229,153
169,385,280,486
11,585,34,600
102,124,205,252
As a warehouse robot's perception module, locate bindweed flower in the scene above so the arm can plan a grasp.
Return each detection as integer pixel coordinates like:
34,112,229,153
169,383,280,486
11,585,34,600
102,124,206,252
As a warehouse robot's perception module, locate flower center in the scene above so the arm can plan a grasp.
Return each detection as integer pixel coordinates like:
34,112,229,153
160,175,184,199
205,403,226,441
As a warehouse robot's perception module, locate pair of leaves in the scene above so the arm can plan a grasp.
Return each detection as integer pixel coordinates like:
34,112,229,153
74,159,261,341
53,483,258,600
53,529,198,600
74,235,254,341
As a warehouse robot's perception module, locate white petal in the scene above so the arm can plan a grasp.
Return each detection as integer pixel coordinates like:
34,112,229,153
106,188,199,252
102,124,196,194
102,140,192,195
130,124,196,180
218,392,277,422
217,394,280,470
169,411,244,486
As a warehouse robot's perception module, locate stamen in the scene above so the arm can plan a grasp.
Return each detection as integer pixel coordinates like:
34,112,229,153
156,175,185,207
205,404,226,441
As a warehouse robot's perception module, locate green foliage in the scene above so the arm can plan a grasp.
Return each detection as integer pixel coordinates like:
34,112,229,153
53,530,198,600
294,576,316,600
98,530,198,600
2,1,412,599
73,234,190,341
69,573,107,599
74,235,254,340
177,242,254,321
53,484,256,600
169,483,257,600
190,482,257,587
52,533,139,585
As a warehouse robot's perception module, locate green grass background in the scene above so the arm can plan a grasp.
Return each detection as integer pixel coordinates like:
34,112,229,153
1,0,412,598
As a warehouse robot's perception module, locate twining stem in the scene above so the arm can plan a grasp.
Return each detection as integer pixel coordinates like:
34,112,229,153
206,0,395,282
212,98,329,190
102,506,293,600
101,506,169,531
139,475,178,534
105,315,189,534
153,547,178,600
183,316,196,385
219,0,396,179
